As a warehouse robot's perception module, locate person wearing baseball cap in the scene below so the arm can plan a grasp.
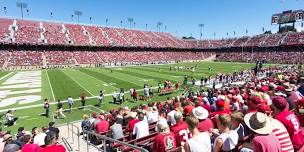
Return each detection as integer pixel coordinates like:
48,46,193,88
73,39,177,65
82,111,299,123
242,112,282,152
210,99,231,118
271,96,304,151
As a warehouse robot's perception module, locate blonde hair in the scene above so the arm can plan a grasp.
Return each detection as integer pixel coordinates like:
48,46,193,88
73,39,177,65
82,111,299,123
217,114,231,128
231,112,244,123
83,114,89,120
157,122,170,134
186,116,199,130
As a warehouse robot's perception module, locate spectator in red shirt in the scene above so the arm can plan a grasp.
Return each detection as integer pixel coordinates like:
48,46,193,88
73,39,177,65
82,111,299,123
95,115,109,134
152,120,176,152
21,134,41,152
192,106,214,132
210,99,231,117
170,112,190,147
127,112,139,139
41,131,66,152
210,99,230,127
271,96,304,151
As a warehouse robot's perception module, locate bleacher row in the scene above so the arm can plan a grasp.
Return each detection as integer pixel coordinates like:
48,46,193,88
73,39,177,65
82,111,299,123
1,17,304,48
0,50,214,67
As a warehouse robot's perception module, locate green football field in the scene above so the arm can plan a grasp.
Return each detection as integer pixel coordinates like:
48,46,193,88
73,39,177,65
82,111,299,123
0,61,258,133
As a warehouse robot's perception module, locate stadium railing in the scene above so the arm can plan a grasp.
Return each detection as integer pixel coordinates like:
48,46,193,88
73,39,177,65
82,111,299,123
67,122,81,151
62,137,73,152
83,130,149,152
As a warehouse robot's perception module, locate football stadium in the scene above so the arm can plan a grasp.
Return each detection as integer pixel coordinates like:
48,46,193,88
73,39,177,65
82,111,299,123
0,0,304,152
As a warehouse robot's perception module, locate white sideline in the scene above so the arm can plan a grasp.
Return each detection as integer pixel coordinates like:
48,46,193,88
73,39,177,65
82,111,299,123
61,70,94,96
46,70,56,101
0,72,13,81
0,87,159,112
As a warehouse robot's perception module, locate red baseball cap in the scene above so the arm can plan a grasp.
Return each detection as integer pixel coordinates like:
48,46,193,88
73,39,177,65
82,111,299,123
216,99,225,108
251,96,263,105
275,86,286,92
257,103,271,114
272,96,287,110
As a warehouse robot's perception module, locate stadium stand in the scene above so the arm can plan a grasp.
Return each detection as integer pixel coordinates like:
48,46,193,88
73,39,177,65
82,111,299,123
84,26,111,46
14,19,41,45
43,22,67,45
0,18,13,43
65,24,90,46
45,51,75,66
8,51,43,66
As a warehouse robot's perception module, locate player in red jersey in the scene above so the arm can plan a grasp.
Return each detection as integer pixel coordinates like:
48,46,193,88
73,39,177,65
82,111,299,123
170,112,191,147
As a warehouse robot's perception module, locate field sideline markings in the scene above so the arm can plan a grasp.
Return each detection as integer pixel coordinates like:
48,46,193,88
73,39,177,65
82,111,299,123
76,69,119,90
46,70,56,101
93,69,142,88
61,69,95,96
0,72,14,82
0,87,158,112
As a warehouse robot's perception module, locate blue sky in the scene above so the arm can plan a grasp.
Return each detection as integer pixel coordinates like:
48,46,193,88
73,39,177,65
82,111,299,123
0,0,303,39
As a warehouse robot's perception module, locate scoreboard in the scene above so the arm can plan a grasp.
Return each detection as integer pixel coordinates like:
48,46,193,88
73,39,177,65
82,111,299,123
271,10,303,24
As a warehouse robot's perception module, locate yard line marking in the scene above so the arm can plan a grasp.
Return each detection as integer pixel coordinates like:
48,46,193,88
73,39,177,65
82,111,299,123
46,70,56,101
76,69,119,90
0,87,158,112
61,70,94,96
19,116,30,119
0,72,14,82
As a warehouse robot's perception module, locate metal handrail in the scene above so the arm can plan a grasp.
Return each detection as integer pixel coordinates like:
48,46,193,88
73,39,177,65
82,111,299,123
62,137,73,152
67,122,80,151
84,130,149,152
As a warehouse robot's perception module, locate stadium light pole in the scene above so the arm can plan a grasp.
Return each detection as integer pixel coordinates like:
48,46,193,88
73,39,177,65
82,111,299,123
3,6,7,15
145,24,148,31
198,24,204,40
74,10,82,23
89,16,92,24
26,8,29,16
127,18,134,29
105,18,109,26
16,2,27,19
213,32,216,40
133,22,136,28
157,22,162,32
50,12,53,19
71,14,74,21
165,25,167,32
120,20,123,27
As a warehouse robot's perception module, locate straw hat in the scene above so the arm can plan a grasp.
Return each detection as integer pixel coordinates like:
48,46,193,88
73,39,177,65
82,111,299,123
244,112,272,135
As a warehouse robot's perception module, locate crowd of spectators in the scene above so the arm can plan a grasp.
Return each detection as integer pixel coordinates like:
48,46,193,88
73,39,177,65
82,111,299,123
8,51,43,66
0,18,12,43
1,18,304,49
14,20,40,45
76,65,304,152
216,51,304,64
0,122,66,152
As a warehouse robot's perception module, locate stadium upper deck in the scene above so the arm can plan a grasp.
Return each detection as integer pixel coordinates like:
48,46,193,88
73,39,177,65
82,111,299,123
1,17,304,49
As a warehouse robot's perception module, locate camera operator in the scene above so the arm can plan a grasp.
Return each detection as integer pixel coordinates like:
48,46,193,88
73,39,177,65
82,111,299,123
5,110,18,126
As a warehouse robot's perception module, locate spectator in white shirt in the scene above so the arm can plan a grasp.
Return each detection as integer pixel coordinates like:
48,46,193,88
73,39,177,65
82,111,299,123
156,110,168,132
167,106,177,126
133,111,149,139
147,106,159,124
33,127,48,146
